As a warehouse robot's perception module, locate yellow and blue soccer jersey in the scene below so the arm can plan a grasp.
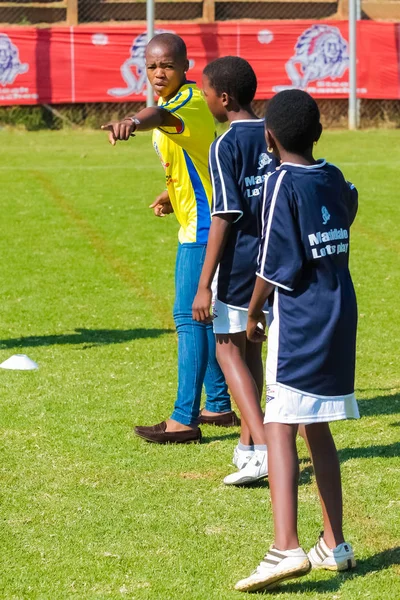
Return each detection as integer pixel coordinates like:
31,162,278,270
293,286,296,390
152,82,216,244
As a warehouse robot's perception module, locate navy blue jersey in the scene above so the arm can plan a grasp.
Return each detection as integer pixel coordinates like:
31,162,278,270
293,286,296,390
209,119,277,308
258,160,358,397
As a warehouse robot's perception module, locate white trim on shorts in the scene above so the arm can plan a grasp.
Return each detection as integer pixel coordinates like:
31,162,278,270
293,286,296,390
264,382,360,424
212,298,248,334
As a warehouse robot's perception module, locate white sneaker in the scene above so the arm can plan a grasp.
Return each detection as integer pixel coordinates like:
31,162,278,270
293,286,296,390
232,445,254,470
308,534,356,571
235,546,311,592
224,449,267,485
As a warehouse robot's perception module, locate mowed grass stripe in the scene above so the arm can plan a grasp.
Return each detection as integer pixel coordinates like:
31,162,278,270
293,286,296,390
32,169,174,329
1,160,399,171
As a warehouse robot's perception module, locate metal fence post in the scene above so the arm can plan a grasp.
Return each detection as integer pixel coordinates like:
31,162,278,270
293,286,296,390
348,0,358,129
146,0,155,107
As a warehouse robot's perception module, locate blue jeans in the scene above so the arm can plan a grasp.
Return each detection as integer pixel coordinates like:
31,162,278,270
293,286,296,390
171,243,231,426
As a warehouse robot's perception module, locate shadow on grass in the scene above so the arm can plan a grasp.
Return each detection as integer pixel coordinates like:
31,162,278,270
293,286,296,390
338,442,400,460
202,432,240,443
0,328,174,349
298,441,400,485
358,393,400,417
228,478,270,489
261,547,400,595
299,464,314,485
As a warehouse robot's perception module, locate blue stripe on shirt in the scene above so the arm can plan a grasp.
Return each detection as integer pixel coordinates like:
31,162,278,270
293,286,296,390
169,88,193,113
183,149,210,244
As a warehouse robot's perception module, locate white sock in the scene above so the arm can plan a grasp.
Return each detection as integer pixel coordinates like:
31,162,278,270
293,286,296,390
238,442,254,452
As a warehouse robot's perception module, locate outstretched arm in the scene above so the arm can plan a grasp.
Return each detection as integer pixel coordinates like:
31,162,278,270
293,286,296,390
192,215,234,323
101,107,181,145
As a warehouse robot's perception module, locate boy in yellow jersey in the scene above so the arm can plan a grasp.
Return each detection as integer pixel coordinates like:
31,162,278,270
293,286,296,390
102,34,235,443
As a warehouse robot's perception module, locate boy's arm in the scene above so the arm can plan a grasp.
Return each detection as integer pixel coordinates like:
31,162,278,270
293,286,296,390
246,277,274,343
346,181,358,225
192,215,234,323
192,138,242,323
149,190,174,218
101,107,181,146
247,171,305,342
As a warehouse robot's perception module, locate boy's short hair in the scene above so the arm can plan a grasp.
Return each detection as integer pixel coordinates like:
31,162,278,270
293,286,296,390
203,56,257,105
147,33,187,60
266,90,321,153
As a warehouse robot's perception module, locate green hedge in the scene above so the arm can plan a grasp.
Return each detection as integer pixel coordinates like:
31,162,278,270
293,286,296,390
1,101,400,130
0,105,57,131
0,103,145,130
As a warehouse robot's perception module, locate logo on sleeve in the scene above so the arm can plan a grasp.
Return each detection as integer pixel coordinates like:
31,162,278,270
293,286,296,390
257,153,272,170
321,206,331,225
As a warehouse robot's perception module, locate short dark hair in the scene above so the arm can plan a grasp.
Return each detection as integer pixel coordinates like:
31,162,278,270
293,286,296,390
266,90,321,153
203,56,257,106
147,33,187,61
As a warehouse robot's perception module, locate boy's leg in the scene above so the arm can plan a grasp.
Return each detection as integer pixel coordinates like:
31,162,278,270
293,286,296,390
301,422,344,548
216,332,265,446
234,421,311,592
169,243,211,429
245,338,264,398
134,244,212,442
265,422,300,549
235,339,264,446
202,321,233,416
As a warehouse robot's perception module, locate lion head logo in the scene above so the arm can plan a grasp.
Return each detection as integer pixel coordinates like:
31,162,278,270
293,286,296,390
285,25,349,89
257,152,272,170
108,30,173,98
321,206,331,225
0,34,29,86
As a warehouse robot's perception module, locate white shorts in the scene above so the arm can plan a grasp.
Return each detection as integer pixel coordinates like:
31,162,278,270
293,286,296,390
264,382,360,425
212,298,248,334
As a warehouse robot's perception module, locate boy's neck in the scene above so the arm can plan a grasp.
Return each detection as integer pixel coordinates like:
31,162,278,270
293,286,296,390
279,149,316,166
227,105,259,124
162,78,188,101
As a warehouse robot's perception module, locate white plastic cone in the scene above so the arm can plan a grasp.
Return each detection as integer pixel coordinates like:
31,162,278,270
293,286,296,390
0,354,39,370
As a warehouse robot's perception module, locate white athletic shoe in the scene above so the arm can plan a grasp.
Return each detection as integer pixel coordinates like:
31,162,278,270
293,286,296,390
232,445,254,470
308,533,356,571
224,449,267,485
235,546,311,592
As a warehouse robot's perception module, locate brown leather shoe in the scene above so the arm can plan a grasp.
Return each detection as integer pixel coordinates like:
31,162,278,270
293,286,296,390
198,410,241,427
134,421,202,444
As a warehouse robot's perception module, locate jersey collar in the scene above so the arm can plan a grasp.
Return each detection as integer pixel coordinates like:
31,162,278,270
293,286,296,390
278,159,327,170
230,118,265,125
159,82,197,108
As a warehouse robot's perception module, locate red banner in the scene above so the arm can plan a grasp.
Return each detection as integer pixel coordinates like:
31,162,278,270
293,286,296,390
0,22,399,105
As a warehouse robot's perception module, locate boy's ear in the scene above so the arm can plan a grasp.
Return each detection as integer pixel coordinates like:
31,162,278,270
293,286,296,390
315,122,323,143
265,129,277,153
221,92,229,107
184,59,190,72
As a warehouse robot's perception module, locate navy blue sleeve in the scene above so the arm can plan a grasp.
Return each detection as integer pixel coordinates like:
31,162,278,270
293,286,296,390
346,181,358,225
257,170,304,292
209,135,243,222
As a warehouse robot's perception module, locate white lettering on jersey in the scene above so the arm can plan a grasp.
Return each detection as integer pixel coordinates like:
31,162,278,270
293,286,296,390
308,228,348,246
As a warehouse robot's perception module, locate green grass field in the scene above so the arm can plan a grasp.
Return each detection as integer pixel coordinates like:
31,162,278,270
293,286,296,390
0,128,399,599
